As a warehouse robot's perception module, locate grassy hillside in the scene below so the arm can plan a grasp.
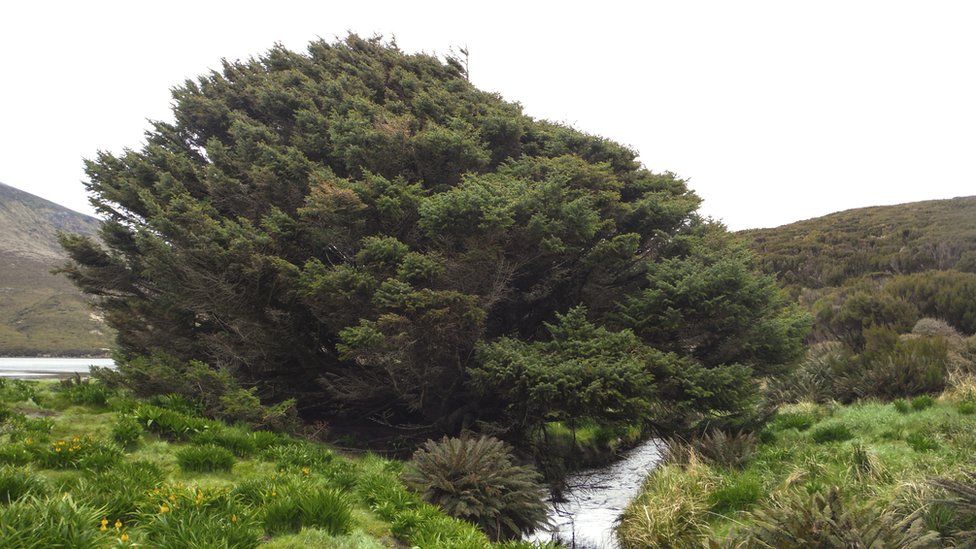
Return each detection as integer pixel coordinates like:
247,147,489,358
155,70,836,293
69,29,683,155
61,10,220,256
0,379,533,548
740,196,976,289
0,182,112,356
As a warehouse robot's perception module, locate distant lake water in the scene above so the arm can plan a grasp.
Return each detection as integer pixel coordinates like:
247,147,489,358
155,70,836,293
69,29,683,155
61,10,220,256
0,357,115,379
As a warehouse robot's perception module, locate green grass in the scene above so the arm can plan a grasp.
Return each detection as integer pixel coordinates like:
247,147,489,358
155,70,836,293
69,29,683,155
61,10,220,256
0,380,526,548
619,397,976,546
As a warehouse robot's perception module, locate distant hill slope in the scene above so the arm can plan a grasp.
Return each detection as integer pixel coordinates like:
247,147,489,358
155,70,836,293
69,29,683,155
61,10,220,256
740,196,976,289
0,182,112,356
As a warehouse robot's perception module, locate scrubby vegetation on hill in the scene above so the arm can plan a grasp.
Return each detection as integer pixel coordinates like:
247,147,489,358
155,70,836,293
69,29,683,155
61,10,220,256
0,378,545,548
59,35,806,449
741,196,976,290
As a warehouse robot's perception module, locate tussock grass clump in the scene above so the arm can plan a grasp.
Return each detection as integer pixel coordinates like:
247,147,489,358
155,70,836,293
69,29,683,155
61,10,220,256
191,427,258,457
0,494,114,548
263,485,353,537
734,487,939,547
666,430,758,469
175,444,235,473
771,411,817,431
0,465,47,503
810,423,854,444
906,432,940,453
617,462,714,548
73,460,165,520
37,436,121,471
263,442,334,469
709,473,763,514
140,494,260,548
403,435,547,541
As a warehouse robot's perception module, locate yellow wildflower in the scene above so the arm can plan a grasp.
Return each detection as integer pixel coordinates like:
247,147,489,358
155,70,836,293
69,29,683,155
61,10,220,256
231,514,238,524
159,503,170,514
115,519,122,529
120,532,129,542
302,467,310,475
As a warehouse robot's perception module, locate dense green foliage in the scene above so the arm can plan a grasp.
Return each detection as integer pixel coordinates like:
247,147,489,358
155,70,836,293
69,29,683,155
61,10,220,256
619,396,976,547
741,196,976,289
403,435,547,541
60,36,805,437
0,380,537,548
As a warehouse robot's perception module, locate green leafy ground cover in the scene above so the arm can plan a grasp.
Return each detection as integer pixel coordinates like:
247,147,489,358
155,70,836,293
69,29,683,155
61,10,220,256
618,391,976,547
0,379,541,548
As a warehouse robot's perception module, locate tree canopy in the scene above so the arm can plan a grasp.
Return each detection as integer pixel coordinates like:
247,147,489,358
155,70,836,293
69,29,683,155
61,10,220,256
61,36,807,437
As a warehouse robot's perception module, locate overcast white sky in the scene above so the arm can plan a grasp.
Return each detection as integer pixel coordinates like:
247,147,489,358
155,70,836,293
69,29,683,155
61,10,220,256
2,1,974,230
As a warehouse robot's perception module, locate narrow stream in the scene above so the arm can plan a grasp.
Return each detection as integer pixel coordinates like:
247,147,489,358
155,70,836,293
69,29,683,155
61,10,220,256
526,439,664,548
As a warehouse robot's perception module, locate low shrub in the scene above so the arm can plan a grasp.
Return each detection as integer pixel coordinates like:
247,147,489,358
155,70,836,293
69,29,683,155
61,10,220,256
0,465,47,503
59,381,113,407
263,486,353,537
912,395,936,411
403,435,547,541
810,423,854,444
732,487,938,547
913,318,963,339
111,415,142,449
175,444,235,473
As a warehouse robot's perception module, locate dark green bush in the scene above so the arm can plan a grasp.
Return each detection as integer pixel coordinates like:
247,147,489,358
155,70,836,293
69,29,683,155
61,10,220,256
175,444,235,473
958,401,976,415
111,415,142,449
811,423,854,444
58,380,113,407
911,395,936,411
0,466,47,503
403,435,547,541
893,399,912,414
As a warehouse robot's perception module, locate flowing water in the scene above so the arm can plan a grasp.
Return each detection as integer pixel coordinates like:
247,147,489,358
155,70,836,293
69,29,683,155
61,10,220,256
527,438,664,548
0,357,115,379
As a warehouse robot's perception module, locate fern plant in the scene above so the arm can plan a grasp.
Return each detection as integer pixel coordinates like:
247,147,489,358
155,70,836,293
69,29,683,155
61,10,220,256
403,435,547,541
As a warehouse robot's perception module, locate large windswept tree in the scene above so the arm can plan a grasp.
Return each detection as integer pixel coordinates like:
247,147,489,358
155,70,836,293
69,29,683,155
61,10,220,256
61,36,808,435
